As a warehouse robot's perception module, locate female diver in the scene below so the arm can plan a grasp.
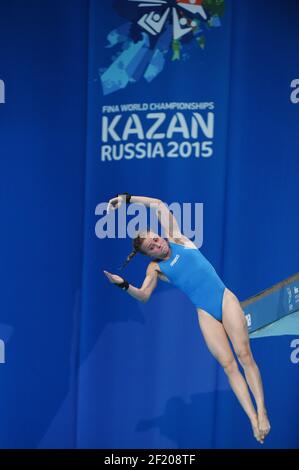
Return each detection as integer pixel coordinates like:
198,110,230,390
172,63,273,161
104,194,271,444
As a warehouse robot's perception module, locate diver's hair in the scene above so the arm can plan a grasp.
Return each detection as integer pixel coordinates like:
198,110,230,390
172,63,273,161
120,229,150,270
120,249,138,270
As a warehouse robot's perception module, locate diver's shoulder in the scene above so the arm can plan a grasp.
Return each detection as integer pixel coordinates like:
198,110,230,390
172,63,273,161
147,260,162,274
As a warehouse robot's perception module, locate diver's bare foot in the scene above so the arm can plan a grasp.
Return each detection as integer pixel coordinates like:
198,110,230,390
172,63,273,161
251,415,264,444
258,409,271,441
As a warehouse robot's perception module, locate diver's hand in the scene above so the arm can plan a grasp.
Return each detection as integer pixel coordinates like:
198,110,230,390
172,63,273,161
107,195,126,213
103,270,124,285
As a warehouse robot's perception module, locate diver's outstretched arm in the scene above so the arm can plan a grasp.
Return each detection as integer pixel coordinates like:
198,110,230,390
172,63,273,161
107,193,182,239
103,262,158,303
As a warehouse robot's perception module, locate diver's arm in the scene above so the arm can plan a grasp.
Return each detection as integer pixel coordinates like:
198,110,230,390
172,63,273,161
107,194,182,239
107,193,195,247
131,196,183,239
103,262,158,303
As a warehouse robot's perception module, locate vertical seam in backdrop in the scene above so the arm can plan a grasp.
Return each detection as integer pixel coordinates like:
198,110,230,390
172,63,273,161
74,0,91,449
213,0,236,450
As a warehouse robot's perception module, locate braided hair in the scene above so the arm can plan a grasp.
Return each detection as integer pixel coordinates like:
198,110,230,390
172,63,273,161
120,229,150,269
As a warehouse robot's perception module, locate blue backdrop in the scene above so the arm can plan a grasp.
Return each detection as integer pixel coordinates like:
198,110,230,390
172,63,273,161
0,0,298,449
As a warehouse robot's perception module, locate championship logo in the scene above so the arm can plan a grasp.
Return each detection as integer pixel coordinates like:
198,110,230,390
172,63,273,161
101,0,225,95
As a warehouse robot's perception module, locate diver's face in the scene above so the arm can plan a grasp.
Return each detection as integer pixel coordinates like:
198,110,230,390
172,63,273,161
141,233,170,259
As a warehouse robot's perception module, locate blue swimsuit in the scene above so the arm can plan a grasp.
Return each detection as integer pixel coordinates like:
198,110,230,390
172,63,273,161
158,242,226,322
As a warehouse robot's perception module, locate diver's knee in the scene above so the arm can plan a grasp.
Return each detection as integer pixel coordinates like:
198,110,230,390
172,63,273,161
237,347,254,368
223,358,239,376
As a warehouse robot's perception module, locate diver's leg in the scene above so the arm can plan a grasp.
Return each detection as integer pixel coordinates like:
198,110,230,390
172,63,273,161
221,289,271,440
197,308,263,444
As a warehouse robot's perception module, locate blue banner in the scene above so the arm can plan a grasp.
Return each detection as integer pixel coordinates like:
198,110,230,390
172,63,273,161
76,0,234,448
